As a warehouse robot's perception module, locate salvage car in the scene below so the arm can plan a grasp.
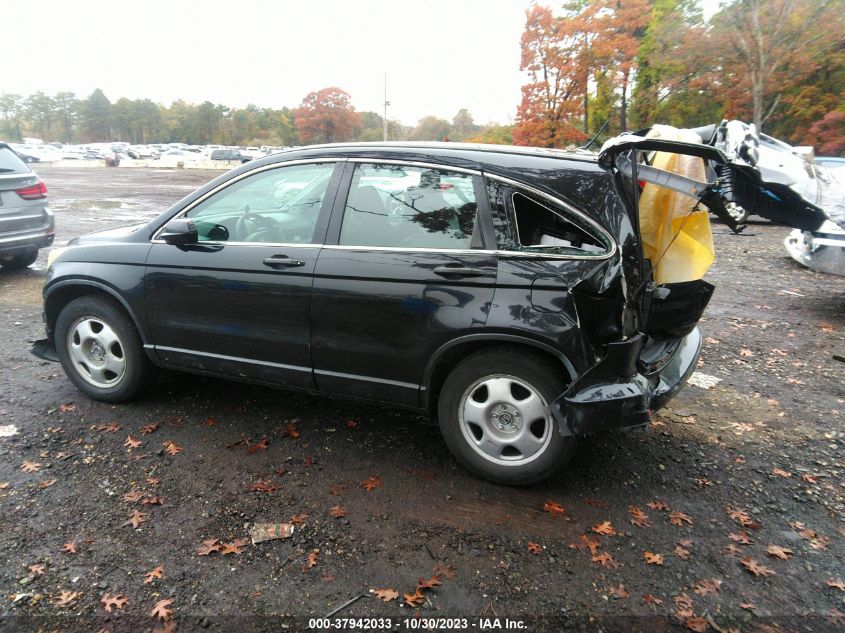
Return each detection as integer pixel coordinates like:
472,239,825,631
32,129,833,484
0,142,54,269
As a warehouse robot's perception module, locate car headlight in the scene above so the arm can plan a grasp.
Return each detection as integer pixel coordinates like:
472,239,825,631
47,246,68,268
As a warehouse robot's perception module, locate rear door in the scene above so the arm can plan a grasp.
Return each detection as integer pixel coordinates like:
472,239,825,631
310,160,497,406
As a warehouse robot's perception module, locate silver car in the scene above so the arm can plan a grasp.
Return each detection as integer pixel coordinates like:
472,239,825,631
0,143,54,269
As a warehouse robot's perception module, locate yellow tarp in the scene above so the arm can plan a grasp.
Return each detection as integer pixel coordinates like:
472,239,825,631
638,125,715,284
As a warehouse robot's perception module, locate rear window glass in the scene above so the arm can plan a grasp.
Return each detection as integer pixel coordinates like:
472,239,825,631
0,147,30,174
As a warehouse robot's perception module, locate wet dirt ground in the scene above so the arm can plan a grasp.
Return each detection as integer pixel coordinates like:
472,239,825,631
1,167,844,633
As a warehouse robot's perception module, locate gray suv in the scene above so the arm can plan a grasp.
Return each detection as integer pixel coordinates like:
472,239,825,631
0,143,54,269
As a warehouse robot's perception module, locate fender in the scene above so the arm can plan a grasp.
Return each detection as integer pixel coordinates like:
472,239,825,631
421,332,579,397
44,277,150,345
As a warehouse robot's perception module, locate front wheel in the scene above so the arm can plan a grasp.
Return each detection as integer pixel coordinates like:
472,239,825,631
437,349,577,485
55,295,150,402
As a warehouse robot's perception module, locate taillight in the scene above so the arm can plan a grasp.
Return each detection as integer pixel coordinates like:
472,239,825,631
15,180,48,200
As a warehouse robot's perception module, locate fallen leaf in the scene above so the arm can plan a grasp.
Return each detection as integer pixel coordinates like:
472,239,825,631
685,616,708,632
765,545,793,560
124,435,142,449
202,417,217,426
246,437,269,454
728,530,754,545
142,495,162,506
123,491,144,503
95,422,121,433
38,479,57,489
59,402,76,413
642,593,663,606
61,541,77,554
669,511,693,527
345,419,358,430
360,476,383,491
302,548,319,572
647,500,670,511
53,590,81,607
609,584,629,599
433,562,456,580
643,551,664,565
403,589,425,608
674,545,691,560
196,539,221,556
101,593,129,612
527,541,541,555
628,506,652,528
20,461,41,473
144,565,164,584
772,468,792,478
694,478,714,487
693,579,721,596
283,421,300,439
543,501,566,517
739,348,753,357
146,477,160,486
570,534,601,556
416,575,441,590
329,505,347,518
739,557,776,577
373,588,398,602
738,602,757,611
124,510,148,529
591,552,617,568
162,440,182,456
250,480,279,493
28,564,45,575
592,521,615,536
150,598,173,621
802,473,819,484
290,513,308,525
727,507,760,529
826,579,845,591
220,539,248,555
139,423,159,435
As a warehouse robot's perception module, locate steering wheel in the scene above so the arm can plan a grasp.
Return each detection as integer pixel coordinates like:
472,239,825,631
235,205,267,241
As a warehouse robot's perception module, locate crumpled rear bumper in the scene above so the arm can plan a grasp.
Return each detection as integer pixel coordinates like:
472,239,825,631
551,327,702,437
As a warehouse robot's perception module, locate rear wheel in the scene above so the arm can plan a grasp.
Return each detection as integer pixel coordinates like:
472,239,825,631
1,249,38,270
437,349,577,485
55,296,150,402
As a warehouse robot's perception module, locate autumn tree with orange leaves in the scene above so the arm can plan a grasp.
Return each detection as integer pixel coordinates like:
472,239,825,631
293,87,361,145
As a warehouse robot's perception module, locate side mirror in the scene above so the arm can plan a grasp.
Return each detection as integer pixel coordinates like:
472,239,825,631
160,218,198,245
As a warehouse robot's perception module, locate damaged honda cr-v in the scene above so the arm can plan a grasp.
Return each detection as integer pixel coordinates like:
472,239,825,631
33,124,834,484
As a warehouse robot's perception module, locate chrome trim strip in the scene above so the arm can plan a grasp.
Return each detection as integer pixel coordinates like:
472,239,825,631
155,345,310,373
346,157,481,176
149,240,321,247
320,243,609,261
150,158,341,242
314,368,418,390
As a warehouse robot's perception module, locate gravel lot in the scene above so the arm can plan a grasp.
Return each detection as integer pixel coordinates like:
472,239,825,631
1,166,844,633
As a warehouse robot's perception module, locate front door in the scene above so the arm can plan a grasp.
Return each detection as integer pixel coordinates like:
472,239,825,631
145,160,341,389
310,161,497,406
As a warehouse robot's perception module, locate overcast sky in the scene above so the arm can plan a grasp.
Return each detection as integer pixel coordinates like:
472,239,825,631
5,0,534,126
6,0,721,127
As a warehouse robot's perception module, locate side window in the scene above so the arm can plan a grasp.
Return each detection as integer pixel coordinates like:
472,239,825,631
185,163,335,243
339,163,481,249
487,181,610,256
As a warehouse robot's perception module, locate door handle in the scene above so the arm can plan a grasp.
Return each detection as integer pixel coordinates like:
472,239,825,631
263,255,305,269
432,265,488,278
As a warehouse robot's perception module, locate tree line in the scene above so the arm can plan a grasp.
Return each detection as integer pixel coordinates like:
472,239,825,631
515,0,845,153
0,87,509,147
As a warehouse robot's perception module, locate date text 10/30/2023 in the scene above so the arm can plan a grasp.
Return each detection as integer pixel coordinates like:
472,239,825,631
307,617,527,630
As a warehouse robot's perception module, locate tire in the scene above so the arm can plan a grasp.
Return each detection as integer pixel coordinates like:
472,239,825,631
55,295,150,402
1,249,38,270
437,348,577,485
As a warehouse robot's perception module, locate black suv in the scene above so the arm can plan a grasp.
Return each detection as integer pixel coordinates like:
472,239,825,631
34,138,827,484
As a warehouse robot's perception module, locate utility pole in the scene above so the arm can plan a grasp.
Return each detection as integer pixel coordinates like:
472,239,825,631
383,73,390,142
